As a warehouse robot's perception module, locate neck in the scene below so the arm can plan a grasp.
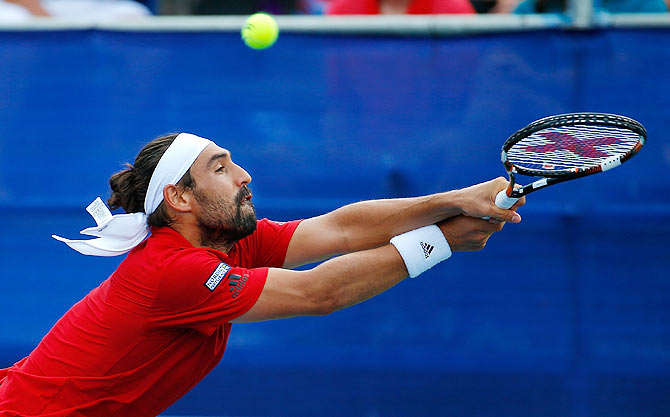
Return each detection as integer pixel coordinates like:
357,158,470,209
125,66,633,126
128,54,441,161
169,219,237,254
198,227,238,253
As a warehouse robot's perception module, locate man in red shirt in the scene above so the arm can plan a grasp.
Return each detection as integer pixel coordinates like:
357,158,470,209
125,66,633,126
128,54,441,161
0,133,522,416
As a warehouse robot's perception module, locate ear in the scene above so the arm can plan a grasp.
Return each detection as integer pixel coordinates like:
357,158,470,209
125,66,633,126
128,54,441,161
162,184,193,213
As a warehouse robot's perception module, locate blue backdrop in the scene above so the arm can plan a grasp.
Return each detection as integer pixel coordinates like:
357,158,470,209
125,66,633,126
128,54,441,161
0,27,668,416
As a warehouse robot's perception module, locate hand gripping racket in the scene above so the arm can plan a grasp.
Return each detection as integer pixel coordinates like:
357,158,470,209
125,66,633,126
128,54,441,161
493,113,647,209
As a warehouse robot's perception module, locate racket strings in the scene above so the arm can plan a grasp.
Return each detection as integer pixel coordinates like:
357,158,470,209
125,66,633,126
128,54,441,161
507,125,641,172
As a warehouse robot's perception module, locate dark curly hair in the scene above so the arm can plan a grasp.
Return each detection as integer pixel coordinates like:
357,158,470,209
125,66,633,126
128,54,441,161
107,133,195,227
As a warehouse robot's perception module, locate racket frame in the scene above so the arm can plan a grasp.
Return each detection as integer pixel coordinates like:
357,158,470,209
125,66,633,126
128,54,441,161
500,113,646,199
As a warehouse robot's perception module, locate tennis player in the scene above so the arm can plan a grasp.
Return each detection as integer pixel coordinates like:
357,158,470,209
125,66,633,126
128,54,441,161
0,133,523,416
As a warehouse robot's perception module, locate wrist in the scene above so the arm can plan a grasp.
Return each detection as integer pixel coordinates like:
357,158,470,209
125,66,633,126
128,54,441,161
390,225,452,278
440,189,466,216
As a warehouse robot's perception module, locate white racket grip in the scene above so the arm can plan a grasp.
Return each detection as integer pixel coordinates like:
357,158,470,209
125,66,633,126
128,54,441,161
494,189,519,209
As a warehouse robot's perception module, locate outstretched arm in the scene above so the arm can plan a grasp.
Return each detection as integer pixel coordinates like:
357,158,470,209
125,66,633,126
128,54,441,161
282,177,523,268
234,214,505,323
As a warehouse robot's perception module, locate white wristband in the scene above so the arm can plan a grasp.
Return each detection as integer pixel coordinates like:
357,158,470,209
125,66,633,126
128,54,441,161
390,225,452,278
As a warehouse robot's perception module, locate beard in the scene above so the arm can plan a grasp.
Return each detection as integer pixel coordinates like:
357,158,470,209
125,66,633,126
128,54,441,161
193,184,257,249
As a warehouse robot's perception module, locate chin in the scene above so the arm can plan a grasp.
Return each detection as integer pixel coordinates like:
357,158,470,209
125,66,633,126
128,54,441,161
239,212,258,236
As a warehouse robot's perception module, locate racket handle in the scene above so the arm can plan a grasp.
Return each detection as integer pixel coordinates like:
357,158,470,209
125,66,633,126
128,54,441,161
494,189,519,209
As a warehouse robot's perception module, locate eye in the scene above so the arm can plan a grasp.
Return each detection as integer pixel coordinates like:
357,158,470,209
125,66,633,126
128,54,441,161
216,165,226,173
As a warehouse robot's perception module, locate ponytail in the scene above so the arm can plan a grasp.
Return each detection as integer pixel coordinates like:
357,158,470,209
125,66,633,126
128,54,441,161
108,163,142,213
106,133,195,228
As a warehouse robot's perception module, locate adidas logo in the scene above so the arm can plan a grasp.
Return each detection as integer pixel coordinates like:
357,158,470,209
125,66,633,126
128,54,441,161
228,274,249,299
420,241,434,259
229,276,239,290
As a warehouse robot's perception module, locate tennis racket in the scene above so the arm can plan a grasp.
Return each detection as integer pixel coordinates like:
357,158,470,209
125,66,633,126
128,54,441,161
493,112,647,209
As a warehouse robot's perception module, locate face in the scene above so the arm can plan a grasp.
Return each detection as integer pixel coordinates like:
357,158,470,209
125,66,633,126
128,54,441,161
188,144,257,245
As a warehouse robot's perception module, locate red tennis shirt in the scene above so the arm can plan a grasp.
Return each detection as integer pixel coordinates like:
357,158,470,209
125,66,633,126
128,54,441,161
0,218,301,416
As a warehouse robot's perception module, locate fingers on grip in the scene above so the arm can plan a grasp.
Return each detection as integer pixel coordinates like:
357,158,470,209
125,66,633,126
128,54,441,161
494,189,519,209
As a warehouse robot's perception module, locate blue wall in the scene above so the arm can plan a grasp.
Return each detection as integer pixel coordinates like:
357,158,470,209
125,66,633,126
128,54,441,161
0,27,669,416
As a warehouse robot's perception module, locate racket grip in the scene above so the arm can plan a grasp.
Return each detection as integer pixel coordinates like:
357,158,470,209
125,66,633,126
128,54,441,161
494,189,519,209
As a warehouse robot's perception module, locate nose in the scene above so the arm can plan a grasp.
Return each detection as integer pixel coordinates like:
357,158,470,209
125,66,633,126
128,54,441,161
235,163,252,187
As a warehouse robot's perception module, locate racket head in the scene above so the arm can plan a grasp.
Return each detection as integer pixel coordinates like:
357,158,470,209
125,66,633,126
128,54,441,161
501,113,646,178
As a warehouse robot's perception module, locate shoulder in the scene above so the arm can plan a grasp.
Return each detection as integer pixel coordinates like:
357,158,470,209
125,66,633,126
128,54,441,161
255,218,302,234
153,247,231,307
233,219,303,268
160,246,225,282
151,249,270,326
122,227,223,286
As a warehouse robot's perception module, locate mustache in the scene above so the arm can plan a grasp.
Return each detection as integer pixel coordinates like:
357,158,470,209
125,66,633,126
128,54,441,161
235,185,252,205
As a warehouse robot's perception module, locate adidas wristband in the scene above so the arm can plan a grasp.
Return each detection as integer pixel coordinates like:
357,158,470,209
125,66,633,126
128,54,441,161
390,225,452,278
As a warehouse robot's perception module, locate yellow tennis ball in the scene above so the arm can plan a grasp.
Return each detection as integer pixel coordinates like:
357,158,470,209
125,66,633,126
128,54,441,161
241,13,279,50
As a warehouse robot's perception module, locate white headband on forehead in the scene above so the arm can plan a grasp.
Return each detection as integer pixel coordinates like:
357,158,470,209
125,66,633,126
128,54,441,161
144,133,212,215
52,133,213,257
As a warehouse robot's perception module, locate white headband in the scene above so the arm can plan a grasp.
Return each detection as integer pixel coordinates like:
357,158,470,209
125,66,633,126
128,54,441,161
52,133,213,256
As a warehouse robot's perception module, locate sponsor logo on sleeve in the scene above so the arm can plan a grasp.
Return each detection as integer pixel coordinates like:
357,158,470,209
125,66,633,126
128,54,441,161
204,262,232,291
228,274,249,299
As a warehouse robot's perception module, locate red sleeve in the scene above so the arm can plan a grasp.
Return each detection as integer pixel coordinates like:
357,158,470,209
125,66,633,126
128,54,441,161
236,218,302,268
151,248,267,334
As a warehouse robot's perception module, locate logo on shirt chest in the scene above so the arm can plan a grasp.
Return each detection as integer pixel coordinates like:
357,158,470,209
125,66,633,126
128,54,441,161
204,262,232,291
228,274,249,298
